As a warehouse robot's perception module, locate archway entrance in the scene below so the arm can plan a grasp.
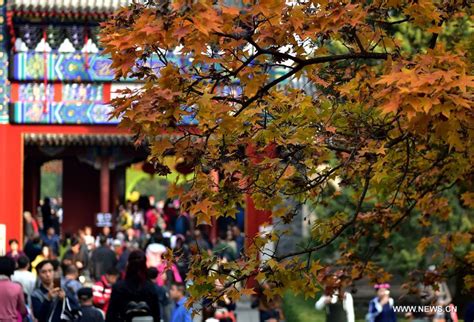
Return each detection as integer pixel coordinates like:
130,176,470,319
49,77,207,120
23,133,148,234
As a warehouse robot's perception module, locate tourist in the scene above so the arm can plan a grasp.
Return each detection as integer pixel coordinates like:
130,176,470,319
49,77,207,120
174,234,191,281
213,231,237,261
126,200,133,215
31,245,54,275
367,283,397,322
90,235,117,281
432,281,457,322
24,234,42,262
23,211,39,243
96,226,114,247
55,197,63,229
6,238,26,264
464,301,474,322
146,243,182,288
92,267,120,314
163,199,179,232
77,287,105,322
114,239,130,274
145,205,159,230
84,226,96,251
231,225,244,257
41,227,60,256
77,229,91,260
315,287,355,322
175,212,190,236
59,233,72,259
62,238,88,274
106,250,161,322
41,197,53,232
63,265,82,301
251,282,284,322
170,283,192,322
125,227,139,245
0,256,27,322
191,229,211,254
31,260,79,322
132,204,144,231
117,205,133,231
51,208,61,237
11,255,36,307
155,201,167,232
148,267,171,322
213,279,237,322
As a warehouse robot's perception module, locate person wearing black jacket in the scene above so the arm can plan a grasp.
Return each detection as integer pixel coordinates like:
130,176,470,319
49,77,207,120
41,198,53,232
106,250,161,322
31,260,80,322
77,287,104,322
91,236,117,281
147,267,170,322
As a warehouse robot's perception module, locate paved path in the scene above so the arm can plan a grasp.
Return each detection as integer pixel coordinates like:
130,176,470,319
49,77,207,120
235,299,259,322
193,299,259,322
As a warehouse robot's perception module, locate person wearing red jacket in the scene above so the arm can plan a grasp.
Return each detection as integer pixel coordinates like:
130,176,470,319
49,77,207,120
92,267,119,314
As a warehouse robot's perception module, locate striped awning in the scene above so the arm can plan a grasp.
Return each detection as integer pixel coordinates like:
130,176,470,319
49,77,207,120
24,133,135,146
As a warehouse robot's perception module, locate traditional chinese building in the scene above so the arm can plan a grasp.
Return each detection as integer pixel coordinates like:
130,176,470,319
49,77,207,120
0,0,271,248
0,0,147,244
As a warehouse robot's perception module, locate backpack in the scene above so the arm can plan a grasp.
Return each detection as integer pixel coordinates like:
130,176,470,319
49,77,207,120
124,301,153,322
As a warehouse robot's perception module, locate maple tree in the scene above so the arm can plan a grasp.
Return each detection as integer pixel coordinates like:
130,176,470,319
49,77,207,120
101,0,474,305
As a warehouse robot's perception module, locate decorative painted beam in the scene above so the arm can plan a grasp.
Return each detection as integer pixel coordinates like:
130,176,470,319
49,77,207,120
9,102,119,124
11,52,191,82
9,82,115,124
11,82,109,102
0,0,8,123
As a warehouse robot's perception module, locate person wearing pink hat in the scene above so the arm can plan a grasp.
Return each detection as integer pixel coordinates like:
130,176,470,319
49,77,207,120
366,283,397,322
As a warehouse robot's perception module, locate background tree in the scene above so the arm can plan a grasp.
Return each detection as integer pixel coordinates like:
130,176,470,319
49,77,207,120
101,0,473,304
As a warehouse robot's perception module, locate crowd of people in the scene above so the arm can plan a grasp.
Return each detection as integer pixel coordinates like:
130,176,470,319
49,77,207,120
0,196,472,322
0,196,250,322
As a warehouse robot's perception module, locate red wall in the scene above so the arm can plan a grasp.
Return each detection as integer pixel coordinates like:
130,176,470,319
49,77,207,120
0,125,23,250
0,124,126,249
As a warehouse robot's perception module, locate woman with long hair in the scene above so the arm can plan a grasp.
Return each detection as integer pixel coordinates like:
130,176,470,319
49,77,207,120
106,250,161,322
31,245,54,275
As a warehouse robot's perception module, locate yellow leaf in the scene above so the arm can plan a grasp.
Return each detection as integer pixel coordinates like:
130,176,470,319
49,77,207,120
240,288,256,296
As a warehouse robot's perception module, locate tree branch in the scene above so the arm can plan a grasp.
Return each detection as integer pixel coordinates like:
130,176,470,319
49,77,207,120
275,165,372,261
233,51,388,117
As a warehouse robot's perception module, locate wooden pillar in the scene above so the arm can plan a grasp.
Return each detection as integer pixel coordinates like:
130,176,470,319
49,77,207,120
100,157,110,213
23,158,41,217
110,166,125,216
245,194,272,288
244,195,272,249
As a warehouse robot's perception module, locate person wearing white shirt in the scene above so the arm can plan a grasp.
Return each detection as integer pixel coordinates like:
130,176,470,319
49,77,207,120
11,255,36,308
84,226,96,251
315,289,355,322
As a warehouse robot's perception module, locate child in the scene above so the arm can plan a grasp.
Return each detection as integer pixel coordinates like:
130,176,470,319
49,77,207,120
366,283,397,322
77,287,105,322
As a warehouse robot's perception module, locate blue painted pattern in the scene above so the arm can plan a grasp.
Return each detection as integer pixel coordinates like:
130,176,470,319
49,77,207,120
0,0,8,123
10,102,119,124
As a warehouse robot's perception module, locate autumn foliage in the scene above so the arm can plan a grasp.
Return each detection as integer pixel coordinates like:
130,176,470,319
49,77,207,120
101,0,473,304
